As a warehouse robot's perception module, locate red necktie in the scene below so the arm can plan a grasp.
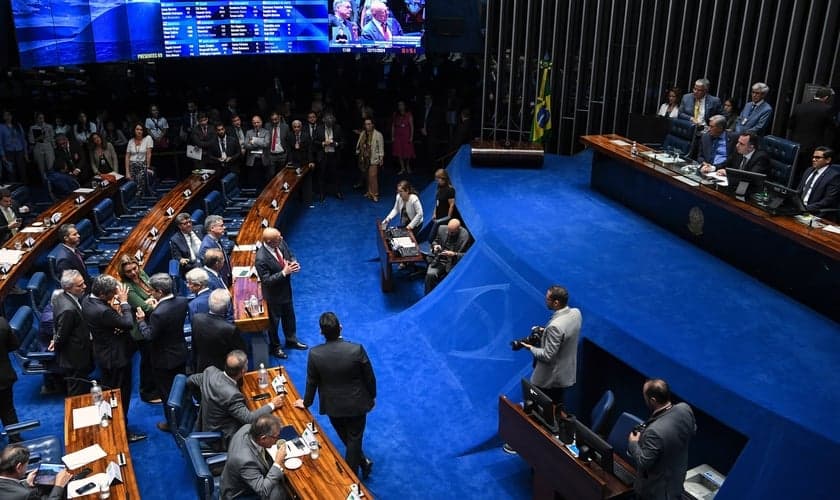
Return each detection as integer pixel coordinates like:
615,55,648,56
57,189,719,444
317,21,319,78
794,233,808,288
274,247,285,267
271,127,277,150
382,23,390,41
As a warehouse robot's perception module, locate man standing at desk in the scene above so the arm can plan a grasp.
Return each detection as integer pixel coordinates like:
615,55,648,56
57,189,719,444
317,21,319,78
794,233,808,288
294,312,376,480
255,227,307,360
628,379,696,500
170,213,203,277
518,285,581,408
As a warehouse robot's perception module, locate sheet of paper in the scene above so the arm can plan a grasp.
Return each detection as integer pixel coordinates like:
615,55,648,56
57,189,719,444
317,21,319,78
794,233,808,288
673,176,700,187
609,139,631,147
0,249,23,265
21,226,46,233
72,406,101,430
821,225,840,234
62,444,107,470
391,237,414,248
234,244,258,252
67,473,108,498
233,266,256,278
73,188,95,194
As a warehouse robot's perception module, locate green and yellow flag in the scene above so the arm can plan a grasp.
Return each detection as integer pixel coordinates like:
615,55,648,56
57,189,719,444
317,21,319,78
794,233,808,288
531,60,552,143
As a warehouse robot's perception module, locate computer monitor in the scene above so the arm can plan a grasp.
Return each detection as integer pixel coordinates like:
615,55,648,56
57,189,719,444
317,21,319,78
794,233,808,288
520,378,558,433
725,168,767,198
763,180,806,214
574,419,614,472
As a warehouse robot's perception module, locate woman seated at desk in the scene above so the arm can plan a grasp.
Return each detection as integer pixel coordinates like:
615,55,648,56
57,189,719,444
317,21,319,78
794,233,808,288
381,179,423,231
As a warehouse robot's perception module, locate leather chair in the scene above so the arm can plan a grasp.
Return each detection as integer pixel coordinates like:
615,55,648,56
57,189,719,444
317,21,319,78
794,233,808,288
607,412,645,462
590,389,615,436
10,305,57,377
118,180,152,220
760,135,800,187
661,118,697,156
26,271,54,317
221,172,256,210
0,420,64,465
92,198,132,242
166,374,224,455
185,437,227,500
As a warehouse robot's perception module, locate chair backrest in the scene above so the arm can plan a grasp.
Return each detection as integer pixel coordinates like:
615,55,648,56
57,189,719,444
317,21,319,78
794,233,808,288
119,181,138,212
75,219,96,251
10,305,39,360
166,374,199,451
185,438,217,500
221,173,240,201
11,185,31,207
203,191,224,217
590,390,615,436
191,209,207,229
92,198,117,232
607,411,645,462
0,420,64,464
761,135,800,187
26,272,53,315
661,118,696,156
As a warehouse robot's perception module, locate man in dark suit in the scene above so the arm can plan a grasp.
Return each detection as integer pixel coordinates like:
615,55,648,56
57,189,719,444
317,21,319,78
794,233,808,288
798,146,840,215
294,312,376,479
188,351,284,449
628,379,696,500
419,93,445,167
146,273,189,432
425,219,471,294
254,228,307,360
170,212,203,277
207,122,242,171
81,275,146,442
677,78,723,129
303,111,325,203
329,0,359,42
711,132,770,177
0,188,29,246
53,134,83,179
788,87,836,184
201,248,228,291
191,289,244,372
198,215,232,287
54,223,91,289
697,116,733,173
0,445,72,500
189,113,214,168
0,314,19,430
48,269,93,396
220,414,288,500
360,1,404,41
321,113,345,199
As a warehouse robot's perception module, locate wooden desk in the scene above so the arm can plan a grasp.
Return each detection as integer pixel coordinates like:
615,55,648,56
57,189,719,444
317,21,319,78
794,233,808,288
64,389,140,500
376,222,424,292
498,396,632,500
102,172,220,278
0,181,119,303
242,367,373,500
581,134,840,322
231,167,308,332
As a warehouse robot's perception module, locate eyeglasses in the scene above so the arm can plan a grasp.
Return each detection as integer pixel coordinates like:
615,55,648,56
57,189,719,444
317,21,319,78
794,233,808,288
813,156,826,159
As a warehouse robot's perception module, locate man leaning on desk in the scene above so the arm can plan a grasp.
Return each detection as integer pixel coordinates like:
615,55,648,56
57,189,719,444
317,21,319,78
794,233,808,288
700,132,769,177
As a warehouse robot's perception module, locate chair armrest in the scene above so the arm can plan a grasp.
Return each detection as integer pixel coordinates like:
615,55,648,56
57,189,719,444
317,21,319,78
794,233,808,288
4,420,41,435
205,453,227,467
28,352,56,361
188,431,223,441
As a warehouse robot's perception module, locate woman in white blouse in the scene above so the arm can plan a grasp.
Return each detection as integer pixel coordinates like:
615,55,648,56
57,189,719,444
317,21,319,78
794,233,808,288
657,87,680,118
382,179,424,231
125,122,154,195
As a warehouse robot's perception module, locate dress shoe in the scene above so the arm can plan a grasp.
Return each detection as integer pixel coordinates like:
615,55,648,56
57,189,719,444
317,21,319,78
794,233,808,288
144,397,163,404
271,348,288,359
128,432,147,443
285,340,308,350
360,458,373,479
156,422,170,433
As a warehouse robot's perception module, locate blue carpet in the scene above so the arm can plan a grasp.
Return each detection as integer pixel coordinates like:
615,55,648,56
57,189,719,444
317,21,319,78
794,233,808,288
11,148,840,499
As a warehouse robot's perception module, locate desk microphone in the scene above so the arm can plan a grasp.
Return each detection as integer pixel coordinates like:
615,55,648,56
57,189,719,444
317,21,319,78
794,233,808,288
64,376,115,391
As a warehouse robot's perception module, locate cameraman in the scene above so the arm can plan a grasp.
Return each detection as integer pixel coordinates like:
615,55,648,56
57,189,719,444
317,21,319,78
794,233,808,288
519,285,581,407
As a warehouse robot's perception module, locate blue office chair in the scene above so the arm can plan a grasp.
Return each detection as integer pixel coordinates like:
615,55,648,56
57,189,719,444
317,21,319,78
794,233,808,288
92,198,132,242
661,118,697,156
590,389,615,436
0,420,64,465
118,180,152,219
221,172,257,209
760,135,800,187
10,305,57,377
185,437,227,500
607,412,645,462
25,271,54,317
166,374,224,456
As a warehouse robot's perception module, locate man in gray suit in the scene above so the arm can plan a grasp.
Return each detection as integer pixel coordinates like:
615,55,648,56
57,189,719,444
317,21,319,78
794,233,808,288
628,379,696,500
244,115,271,188
220,414,288,500
519,285,582,407
0,445,72,500
424,218,471,294
188,350,284,449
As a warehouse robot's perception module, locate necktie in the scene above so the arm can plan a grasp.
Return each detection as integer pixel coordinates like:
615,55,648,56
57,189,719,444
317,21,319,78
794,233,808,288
382,22,390,41
271,127,277,150
75,248,85,266
802,169,819,204
739,156,747,170
274,247,286,267
693,100,700,121
219,138,225,155
188,233,200,260
261,448,273,469
202,126,207,137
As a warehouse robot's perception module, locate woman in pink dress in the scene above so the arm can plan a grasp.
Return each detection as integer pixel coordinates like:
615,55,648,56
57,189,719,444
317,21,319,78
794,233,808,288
391,100,415,174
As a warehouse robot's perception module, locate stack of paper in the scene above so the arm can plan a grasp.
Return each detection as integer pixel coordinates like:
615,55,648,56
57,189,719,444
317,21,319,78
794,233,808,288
62,444,107,469
0,249,23,265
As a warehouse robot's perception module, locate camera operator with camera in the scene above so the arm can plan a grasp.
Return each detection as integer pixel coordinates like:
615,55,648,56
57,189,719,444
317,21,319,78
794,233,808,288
515,285,581,407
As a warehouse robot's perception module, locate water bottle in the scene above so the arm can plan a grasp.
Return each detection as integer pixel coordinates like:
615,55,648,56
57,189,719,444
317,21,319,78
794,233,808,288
630,141,638,157
249,295,259,313
91,380,103,405
258,363,269,389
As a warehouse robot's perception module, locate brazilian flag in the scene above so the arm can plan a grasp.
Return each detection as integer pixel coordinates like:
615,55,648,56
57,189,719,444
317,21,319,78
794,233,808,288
531,60,552,143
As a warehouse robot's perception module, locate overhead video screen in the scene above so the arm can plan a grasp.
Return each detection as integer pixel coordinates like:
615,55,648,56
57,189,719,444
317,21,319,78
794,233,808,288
11,0,425,68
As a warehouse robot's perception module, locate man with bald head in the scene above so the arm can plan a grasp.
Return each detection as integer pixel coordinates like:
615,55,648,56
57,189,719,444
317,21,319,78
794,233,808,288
425,218,470,294
254,227,307,360
361,0,404,41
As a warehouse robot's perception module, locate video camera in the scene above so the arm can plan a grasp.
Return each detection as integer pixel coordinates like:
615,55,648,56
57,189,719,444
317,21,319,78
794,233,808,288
511,326,544,351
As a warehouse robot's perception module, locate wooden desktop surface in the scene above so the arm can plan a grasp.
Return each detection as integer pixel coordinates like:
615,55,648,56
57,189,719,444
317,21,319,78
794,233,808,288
101,172,220,278
375,221,424,292
580,134,840,259
0,181,118,302
231,167,308,332
498,395,632,500
63,389,140,500
242,366,373,500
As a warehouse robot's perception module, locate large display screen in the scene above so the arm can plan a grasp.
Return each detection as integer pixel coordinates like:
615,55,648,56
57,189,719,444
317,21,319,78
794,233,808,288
11,0,425,68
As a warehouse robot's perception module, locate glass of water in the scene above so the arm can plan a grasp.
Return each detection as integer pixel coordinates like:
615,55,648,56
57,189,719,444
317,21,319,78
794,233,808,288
309,440,320,460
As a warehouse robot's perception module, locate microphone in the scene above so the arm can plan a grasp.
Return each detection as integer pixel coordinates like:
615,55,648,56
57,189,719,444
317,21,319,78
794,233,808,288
63,376,114,391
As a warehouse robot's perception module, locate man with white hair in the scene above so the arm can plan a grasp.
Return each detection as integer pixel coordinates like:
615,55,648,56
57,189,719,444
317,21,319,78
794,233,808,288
734,82,773,135
191,289,245,372
361,0,404,41
49,270,92,396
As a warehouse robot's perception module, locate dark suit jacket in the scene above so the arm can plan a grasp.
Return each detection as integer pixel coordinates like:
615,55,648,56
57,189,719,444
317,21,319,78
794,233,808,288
303,123,325,162
191,312,245,373
198,235,232,286
322,124,345,155
629,402,696,500
724,150,770,175
203,267,226,291
220,423,286,500
51,291,93,373
677,94,723,123
170,229,203,275
284,131,312,166
0,477,66,500
798,165,840,212
0,317,19,390
188,366,275,447
207,134,242,168
46,170,80,198
81,296,135,370
147,296,189,370
255,241,295,305
360,18,404,41
54,244,91,289
303,338,376,417
0,201,24,245
329,14,359,41
788,99,836,151
432,225,471,272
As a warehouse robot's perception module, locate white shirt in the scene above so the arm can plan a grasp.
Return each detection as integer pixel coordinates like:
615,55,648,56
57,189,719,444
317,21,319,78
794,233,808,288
803,166,829,204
